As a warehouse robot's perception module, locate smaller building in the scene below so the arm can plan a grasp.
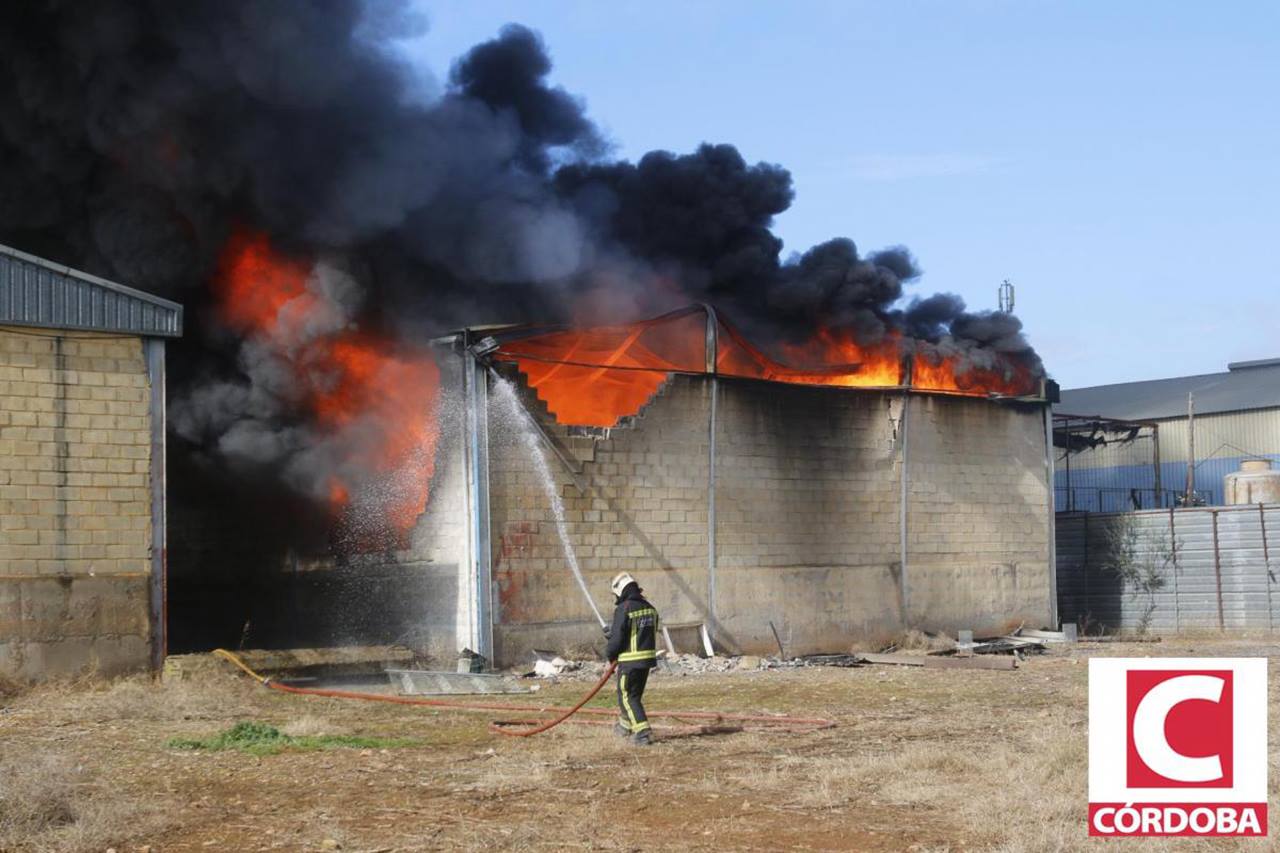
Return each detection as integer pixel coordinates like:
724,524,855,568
1056,359,1280,511
0,244,181,680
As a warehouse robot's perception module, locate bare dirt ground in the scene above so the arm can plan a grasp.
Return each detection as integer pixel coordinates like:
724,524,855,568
2,637,1278,852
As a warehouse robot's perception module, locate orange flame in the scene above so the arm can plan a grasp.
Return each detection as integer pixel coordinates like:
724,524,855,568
910,350,1033,396
216,229,440,546
773,327,905,388
498,311,1038,428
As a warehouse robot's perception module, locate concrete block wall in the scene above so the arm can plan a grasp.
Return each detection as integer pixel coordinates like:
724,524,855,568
713,382,905,655
487,372,1053,664
488,375,712,661
0,327,153,679
904,396,1052,635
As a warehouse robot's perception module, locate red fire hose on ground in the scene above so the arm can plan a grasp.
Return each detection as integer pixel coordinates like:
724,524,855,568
212,649,835,738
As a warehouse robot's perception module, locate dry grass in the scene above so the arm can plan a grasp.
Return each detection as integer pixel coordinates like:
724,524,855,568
279,714,338,737
0,750,168,853
0,673,23,703
860,627,956,654
2,638,1278,851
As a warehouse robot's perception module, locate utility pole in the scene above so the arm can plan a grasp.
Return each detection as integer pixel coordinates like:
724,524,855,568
1184,392,1195,504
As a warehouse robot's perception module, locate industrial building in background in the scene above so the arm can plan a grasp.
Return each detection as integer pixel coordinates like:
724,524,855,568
1054,359,1280,636
1054,359,1280,512
0,244,181,680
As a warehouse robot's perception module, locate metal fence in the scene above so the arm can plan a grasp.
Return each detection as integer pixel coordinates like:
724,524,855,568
1054,486,1211,514
1056,504,1280,633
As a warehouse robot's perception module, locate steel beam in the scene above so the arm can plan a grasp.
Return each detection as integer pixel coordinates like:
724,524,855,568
144,338,167,673
699,304,719,632
1042,403,1058,628
463,349,493,661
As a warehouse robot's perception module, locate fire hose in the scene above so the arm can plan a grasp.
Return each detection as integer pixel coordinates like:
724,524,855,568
212,649,835,738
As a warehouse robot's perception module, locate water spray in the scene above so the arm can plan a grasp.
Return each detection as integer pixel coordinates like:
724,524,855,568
486,367,606,629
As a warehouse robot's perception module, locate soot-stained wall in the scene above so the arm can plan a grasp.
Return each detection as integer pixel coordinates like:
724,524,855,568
480,372,1052,664
166,352,472,664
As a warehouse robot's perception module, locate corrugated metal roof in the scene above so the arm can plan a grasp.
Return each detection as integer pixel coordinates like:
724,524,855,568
1058,361,1280,420
0,243,182,337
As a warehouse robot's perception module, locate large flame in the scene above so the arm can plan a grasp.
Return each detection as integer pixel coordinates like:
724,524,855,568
217,229,440,545
773,327,905,388
498,309,1038,428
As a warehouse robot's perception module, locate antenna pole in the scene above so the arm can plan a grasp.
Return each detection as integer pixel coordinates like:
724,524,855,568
998,279,1015,313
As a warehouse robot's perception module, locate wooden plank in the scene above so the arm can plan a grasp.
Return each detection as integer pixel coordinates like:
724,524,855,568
855,652,1018,671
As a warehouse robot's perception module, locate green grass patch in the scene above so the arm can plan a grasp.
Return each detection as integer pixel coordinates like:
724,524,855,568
166,721,421,756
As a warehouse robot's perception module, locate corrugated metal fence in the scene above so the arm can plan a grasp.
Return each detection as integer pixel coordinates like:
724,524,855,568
1057,504,1280,633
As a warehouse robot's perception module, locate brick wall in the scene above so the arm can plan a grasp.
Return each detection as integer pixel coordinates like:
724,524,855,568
485,372,1052,664
0,326,154,679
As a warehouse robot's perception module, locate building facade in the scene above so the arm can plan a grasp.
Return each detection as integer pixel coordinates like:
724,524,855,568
1056,360,1280,512
0,244,181,679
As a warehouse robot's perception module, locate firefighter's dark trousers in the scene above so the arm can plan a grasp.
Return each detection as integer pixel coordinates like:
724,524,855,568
616,667,651,734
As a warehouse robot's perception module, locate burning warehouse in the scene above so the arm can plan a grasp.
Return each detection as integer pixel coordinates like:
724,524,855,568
0,6,1057,677
161,298,1058,671
164,293,1058,670
399,306,1056,665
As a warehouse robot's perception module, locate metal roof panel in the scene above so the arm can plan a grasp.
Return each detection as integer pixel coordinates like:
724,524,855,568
1058,362,1280,419
0,243,182,337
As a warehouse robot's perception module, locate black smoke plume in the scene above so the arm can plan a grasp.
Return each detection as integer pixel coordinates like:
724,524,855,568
0,2,1042,542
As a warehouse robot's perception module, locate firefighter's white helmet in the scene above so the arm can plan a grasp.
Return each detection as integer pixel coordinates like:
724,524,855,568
610,571,637,598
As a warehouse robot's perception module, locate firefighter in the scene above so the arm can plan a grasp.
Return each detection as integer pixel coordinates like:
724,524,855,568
603,571,658,745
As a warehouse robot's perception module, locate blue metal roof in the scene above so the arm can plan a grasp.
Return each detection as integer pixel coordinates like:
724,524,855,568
0,243,182,337
1058,360,1280,420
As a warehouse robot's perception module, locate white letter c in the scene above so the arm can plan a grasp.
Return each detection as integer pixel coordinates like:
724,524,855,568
1133,675,1224,783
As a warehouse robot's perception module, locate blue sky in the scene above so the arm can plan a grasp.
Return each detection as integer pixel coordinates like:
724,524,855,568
411,1,1279,388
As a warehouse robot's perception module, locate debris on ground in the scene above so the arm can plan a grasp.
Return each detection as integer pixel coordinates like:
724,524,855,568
796,654,863,668
952,636,1046,656
511,624,1083,681
530,649,581,678
853,652,1018,671
1016,627,1076,643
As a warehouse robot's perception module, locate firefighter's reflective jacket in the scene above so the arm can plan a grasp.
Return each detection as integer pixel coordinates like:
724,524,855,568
605,585,658,670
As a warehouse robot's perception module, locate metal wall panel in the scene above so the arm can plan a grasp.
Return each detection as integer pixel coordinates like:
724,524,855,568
1057,505,1280,633
1055,409,1280,509
0,244,182,337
